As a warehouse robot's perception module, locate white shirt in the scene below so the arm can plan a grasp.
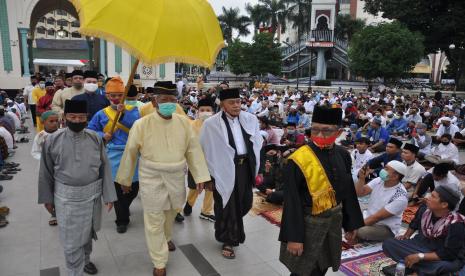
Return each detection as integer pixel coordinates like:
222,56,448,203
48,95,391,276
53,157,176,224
31,130,51,160
304,100,316,113
366,178,408,234
23,84,37,104
256,108,269,118
414,135,432,155
352,149,373,173
0,126,13,149
436,124,460,137
226,116,247,155
432,143,459,164
402,161,426,185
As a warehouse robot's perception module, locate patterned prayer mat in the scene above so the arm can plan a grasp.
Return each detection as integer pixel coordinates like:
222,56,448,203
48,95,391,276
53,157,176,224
340,251,395,276
249,192,281,216
402,205,420,224
259,208,283,226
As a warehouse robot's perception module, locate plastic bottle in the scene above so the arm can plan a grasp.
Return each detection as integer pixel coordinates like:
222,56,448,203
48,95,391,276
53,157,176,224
394,261,406,276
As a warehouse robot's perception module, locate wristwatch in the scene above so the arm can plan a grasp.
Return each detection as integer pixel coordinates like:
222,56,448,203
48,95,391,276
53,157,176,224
418,253,425,260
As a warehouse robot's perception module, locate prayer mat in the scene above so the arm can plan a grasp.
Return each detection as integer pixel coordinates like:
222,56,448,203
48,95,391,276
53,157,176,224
340,251,395,276
402,205,419,224
259,208,283,226
249,192,281,216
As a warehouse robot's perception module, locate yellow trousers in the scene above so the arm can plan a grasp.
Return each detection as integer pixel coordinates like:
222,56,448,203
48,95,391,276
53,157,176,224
36,116,44,132
186,189,213,215
143,209,177,269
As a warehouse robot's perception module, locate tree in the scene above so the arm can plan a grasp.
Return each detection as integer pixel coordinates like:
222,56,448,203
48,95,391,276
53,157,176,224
363,0,465,89
334,14,366,42
348,22,424,81
218,7,251,44
227,39,249,75
285,0,312,38
245,3,267,35
259,0,288,40
245,33,282,76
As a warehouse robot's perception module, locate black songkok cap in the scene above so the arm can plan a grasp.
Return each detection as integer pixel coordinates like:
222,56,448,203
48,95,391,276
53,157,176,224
65,73,72,79
145,87,155,94
219,88,240,101
45,81,54,87
84,70,98,79
403,143,419,154
312,105,342,126
388,137,403,148
71,70,84,77
197,97,214,108
127,85,138,97
64,100,87,114
154,81,177,96
435,185,460,210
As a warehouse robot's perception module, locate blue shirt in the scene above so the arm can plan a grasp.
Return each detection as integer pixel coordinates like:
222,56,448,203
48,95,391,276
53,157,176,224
387,118,407,134
367,127,390,144
72,92,110,120
298,113,311,128
368,152,402,171
286,113,300,125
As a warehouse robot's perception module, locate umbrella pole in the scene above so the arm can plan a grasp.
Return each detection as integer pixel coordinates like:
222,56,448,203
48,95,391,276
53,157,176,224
109,59,139,135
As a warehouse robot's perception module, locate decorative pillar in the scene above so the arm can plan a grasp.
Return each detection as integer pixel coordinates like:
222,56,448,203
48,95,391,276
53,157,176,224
316,48,326,80
99,38,106,75
18,28,31,76
0,0,13,72
114,45,122,74
159,64,166,79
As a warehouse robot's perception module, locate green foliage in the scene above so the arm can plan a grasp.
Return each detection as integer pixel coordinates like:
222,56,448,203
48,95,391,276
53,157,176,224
334,14,366,42
348,22,425,80
218,7,251,44
285,0,312,39
226,33,282,76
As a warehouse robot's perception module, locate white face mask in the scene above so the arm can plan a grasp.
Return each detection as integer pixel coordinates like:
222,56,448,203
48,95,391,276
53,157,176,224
198,111,213,121
84,83,98,92
39,83,45,89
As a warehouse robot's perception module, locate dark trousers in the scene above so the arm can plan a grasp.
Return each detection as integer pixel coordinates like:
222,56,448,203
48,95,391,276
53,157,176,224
114,181,139,226
29,104,36,126
213,160,253,247
290,266,328,276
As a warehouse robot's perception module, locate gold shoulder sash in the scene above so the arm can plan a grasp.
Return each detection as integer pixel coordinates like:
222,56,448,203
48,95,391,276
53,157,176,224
102,106,134,134
288,145,337,215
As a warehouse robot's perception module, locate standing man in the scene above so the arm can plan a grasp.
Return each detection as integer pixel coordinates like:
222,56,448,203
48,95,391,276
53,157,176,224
32,79,46,131
72,71,110,120
200,88,263,259
38,100,117,276
183,97,216,221
52,70,85,118
279,106,364,276
116,81,210,276
23,75,39,126
88,77,140,234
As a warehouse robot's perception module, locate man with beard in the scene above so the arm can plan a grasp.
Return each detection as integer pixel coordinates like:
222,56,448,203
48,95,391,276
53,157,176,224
39,100,117,275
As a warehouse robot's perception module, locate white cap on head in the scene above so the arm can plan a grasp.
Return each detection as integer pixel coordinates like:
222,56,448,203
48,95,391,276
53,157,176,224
424,112,430,117
386,160,407,176
439,116,451,122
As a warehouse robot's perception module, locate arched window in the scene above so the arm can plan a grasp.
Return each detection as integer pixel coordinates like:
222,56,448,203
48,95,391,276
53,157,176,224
71,31,82,38
71,20,80,28
56,10,67,16
57,19,69,27
47,29,55,36
36,26,46,34
47,17,55,25
316,16,329,30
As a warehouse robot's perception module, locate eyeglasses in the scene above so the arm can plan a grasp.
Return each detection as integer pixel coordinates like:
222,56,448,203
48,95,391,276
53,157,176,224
311,127,338,136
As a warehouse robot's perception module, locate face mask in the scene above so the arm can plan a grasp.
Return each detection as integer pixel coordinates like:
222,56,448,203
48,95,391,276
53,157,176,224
73,83,83,90
379,169,389,181
110,98,121,105
126,100,137,106
39,83,45,89
67,121,87,132
158,102,177,117
287,129,296,135
198,111,213,120
84,83,98,92
442,141,450,145
311,133,339,148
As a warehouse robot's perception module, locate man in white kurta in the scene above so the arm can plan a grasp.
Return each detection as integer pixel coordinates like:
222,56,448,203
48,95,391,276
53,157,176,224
115,81,210,276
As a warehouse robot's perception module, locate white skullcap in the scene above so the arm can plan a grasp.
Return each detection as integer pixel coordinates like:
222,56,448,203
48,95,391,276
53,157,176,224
386,160,407,176
424,112,430,117
439,116,451,122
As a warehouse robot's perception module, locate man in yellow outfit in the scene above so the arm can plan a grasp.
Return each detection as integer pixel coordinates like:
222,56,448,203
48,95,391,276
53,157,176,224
183,97,215,222
116,81,211,276
31,78,46,132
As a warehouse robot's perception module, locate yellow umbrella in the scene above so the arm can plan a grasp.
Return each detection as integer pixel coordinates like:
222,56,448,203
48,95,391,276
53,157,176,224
71,0,225,67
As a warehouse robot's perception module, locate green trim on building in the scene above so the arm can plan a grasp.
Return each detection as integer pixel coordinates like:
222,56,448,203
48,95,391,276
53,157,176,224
0,0,13,72
130,55,136,70
159,64,165,79
115,45,122,73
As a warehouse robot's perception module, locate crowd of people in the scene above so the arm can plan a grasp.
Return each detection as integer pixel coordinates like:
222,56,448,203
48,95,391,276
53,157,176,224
2,70,465,275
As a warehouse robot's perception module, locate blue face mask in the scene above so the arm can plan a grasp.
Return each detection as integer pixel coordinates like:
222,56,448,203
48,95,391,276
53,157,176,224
379,169,389,181
126,100,137,106
158,102,177,117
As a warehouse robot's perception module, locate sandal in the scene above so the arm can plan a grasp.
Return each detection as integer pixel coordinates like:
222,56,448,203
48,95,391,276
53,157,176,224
49,216,58,226
222,244,236,259
0,175,13,181
167,240,176,251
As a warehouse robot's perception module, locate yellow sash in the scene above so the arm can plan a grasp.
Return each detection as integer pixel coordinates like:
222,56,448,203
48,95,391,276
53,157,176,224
102,106,134,134
288,145,337,215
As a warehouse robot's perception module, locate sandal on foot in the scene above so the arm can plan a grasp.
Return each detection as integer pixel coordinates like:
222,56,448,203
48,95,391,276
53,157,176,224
167,240,176,251
222,244,236,259
49,216,58,226
0,175,13,181
153,268,166,276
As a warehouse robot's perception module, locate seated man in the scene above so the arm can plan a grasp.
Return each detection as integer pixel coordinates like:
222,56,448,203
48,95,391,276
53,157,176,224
386,111,407,136
429,134,459,164
367,117,390,153
411,123,432,159
257,145,284,204
351,161,408,242
351,137,373,182
367,137,403,176
434,117,459,143
401,143,426,191
383,186,465,275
